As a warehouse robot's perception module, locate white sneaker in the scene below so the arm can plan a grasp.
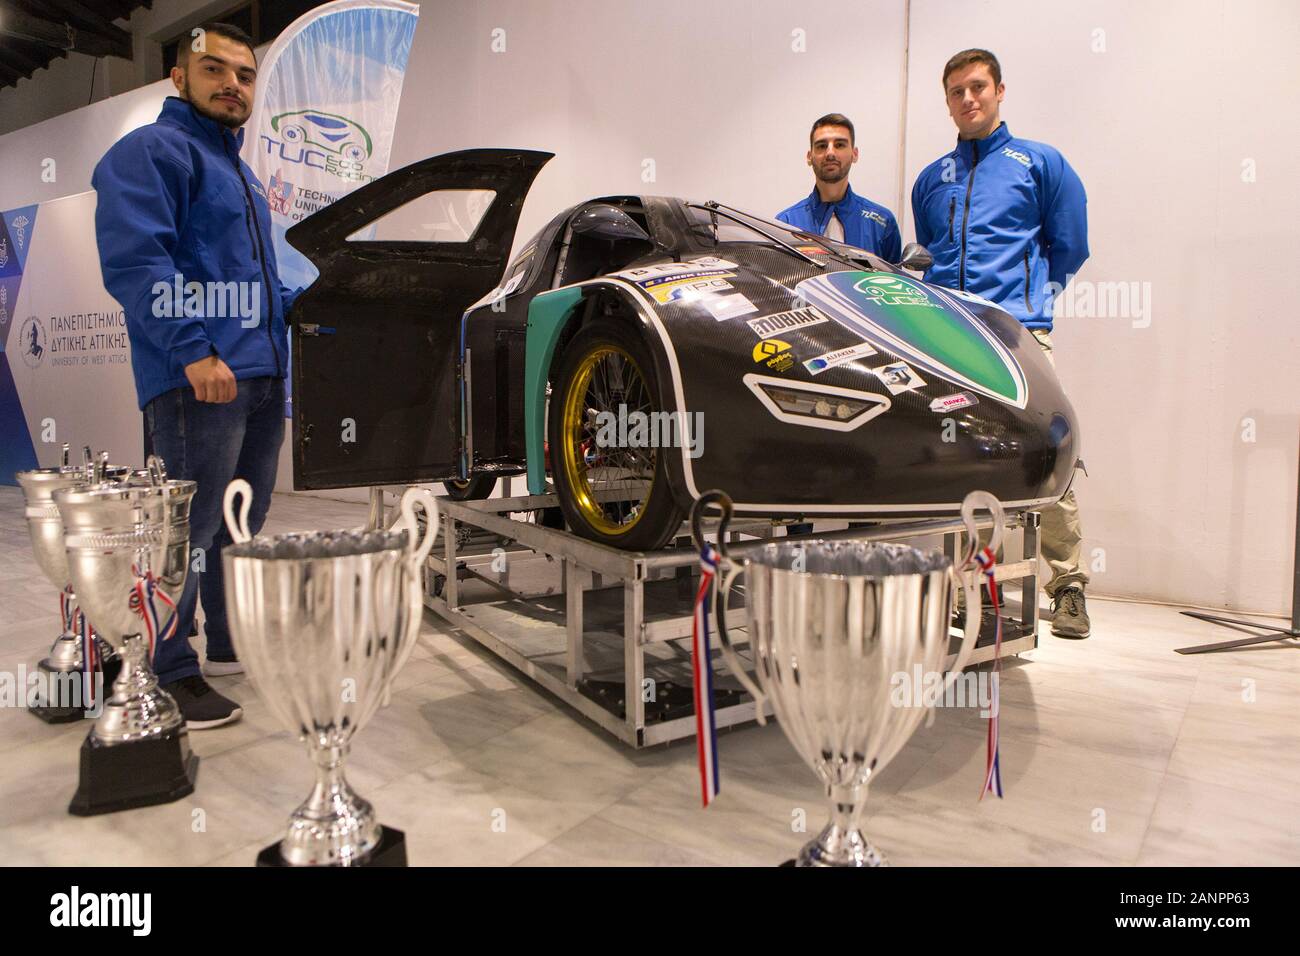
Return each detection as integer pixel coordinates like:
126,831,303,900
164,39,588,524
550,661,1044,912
203,657,244,677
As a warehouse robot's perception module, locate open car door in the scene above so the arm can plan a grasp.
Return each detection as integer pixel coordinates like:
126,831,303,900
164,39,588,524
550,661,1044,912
287,148,553,489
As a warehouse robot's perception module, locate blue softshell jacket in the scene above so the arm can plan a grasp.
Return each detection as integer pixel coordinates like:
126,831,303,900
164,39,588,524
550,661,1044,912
776,184,903,263
911,122,1088,331
92,96,298,409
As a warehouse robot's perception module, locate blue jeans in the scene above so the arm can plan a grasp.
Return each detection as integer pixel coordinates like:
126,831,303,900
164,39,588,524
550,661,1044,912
144,376,284,684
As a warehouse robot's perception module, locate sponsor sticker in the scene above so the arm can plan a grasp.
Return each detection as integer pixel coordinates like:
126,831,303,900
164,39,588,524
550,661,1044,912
855,273,944,309
871,361,926,394
615,256,737,283
752,338,794,373
803,342,878,376
929,391,979,412
642,273,736,304
747,306,830,339
703,293,758,320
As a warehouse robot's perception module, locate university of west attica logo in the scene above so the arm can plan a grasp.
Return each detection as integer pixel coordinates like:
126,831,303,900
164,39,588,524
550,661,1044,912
20,315,45,368
10,214,30,249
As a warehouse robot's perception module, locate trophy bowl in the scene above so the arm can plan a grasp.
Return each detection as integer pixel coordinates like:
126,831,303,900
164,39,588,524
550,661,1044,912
16,446,132,721
222,480,437,866
692,489,1004,866
54,457,199,815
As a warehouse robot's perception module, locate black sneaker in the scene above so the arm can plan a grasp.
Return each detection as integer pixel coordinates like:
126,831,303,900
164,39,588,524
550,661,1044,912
1050,586,1091,639
162,675,243,729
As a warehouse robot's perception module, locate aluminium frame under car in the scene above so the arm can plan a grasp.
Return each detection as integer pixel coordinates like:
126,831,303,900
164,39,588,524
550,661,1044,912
404,488,1042,749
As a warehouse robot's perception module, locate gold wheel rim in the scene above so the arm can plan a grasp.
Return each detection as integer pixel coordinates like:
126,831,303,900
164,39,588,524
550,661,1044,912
559,343,656,536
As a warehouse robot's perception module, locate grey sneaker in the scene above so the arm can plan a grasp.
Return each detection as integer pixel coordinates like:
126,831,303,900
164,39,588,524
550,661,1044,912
1050,586,1091,639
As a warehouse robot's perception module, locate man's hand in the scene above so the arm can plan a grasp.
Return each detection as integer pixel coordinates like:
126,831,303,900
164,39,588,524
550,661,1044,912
184,355,237,403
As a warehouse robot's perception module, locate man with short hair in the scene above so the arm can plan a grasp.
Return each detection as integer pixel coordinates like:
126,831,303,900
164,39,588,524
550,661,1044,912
911,48,1091,638
92,21,300,725
780,113,903,537
777,113,902,262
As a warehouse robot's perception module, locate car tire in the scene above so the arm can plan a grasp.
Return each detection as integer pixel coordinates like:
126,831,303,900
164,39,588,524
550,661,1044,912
548,318,684,551
442,474,497,501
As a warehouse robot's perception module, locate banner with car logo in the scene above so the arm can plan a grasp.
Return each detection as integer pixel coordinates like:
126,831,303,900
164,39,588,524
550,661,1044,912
242,0,419,296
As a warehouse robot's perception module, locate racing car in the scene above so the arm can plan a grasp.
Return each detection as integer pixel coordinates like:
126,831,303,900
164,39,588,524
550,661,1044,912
286,148,1081,551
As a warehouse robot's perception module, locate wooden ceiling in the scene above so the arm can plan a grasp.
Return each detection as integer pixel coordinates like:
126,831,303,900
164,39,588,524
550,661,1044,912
0,1,152,90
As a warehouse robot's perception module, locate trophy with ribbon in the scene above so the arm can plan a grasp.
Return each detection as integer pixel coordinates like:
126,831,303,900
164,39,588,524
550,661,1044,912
55,455,198,815
222,479,437,866
689,489,1006,866
17,445,132,722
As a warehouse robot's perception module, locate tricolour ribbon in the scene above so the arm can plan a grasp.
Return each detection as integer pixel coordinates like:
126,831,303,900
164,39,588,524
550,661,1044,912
974,545,1004,800
128,565,178,661
692,544,721,807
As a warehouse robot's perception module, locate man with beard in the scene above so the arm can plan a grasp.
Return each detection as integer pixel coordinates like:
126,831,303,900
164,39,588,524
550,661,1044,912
91,22,300,726
778,114,902,536
777,114,902,262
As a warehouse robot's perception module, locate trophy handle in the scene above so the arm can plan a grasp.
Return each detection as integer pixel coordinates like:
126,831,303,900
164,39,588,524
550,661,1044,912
944,490,1007,691
689,491,769,724
223,479,254,544
399,487,439,567
714,563,768,724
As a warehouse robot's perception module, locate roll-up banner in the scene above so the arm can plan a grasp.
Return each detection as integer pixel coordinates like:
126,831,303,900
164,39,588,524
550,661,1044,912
241,0,421,416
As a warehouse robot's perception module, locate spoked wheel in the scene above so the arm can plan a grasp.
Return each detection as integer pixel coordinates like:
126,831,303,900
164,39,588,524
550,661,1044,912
548,319,684,550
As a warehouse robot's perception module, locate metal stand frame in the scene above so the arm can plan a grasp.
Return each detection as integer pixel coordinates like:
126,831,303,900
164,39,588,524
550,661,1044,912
421,491,1043,749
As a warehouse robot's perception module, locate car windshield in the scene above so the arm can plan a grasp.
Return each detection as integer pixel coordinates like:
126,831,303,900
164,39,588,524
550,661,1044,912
684,202,881,264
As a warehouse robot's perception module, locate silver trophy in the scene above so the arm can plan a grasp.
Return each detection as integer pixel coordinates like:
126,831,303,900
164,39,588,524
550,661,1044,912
16,445,131,722
222,479,438,866
55,455,199,815
691,489,1004,866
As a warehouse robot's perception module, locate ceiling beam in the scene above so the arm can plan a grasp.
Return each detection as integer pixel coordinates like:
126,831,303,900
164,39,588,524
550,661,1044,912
2,36,48,74
42,0,134,48
0,3,132,60
0,57,25,86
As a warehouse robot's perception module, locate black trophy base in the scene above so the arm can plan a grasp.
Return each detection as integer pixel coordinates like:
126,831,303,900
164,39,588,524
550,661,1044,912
28,657,122,724
256,826,408,867
68,726,199,816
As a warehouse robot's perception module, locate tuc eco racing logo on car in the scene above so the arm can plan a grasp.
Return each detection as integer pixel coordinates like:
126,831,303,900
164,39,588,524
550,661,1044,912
258,109,374,183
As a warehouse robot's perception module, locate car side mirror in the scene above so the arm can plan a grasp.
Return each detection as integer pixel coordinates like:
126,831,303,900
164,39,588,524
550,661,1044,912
570,204,652,244
899,242,932,272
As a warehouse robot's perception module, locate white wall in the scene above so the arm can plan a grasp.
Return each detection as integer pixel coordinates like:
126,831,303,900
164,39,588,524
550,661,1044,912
1,0,1295,614
388,0,907,254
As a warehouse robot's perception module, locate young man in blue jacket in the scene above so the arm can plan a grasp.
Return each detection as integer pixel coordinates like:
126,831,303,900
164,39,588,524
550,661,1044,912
777,113,903,263
779,114,902,537
92,22,300,726
912,49,1091,638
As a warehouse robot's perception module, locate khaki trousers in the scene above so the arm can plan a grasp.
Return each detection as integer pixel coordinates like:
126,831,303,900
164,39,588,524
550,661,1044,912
1029,329,1088,597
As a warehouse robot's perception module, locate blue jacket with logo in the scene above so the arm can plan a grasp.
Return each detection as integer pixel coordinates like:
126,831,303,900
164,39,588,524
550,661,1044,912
92,96,297,409
911,122,1088,331
776,184,902,263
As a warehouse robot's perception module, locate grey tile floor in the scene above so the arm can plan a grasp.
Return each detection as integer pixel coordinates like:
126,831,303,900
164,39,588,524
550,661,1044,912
1,486,1297,866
